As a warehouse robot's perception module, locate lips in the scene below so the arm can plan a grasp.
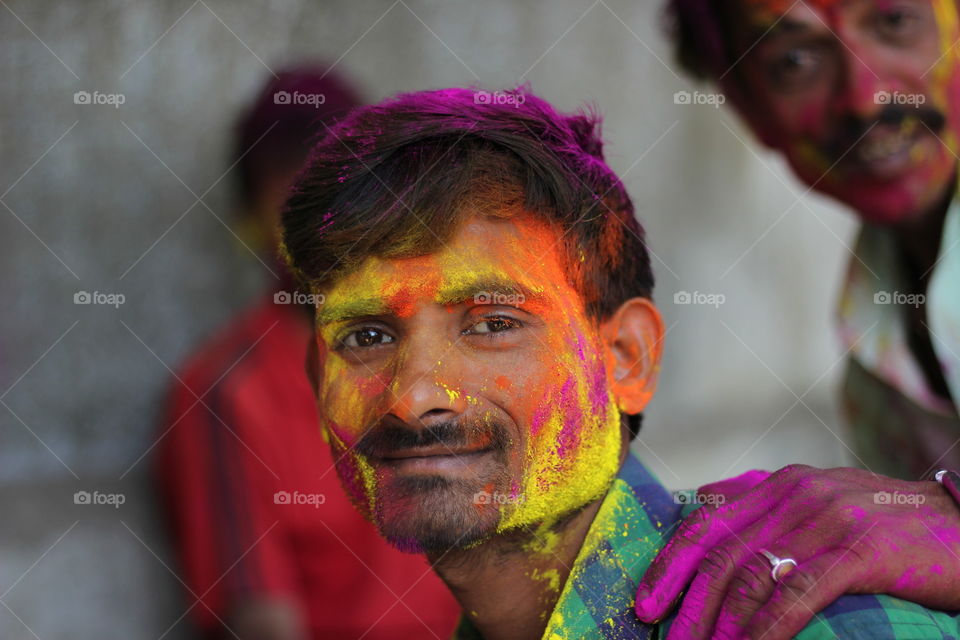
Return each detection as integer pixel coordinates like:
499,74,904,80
376,445,495,474
380,444,489,460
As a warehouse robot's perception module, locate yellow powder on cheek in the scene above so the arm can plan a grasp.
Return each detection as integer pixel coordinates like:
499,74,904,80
467,218,624,534
497,312,622,532
931,0,960,154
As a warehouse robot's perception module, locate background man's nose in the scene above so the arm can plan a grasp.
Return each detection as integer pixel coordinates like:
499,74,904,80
836,45,888,122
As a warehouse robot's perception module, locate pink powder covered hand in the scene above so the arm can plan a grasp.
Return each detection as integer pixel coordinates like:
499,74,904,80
635,465,960,640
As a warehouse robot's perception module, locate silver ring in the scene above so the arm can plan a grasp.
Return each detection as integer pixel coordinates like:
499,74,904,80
759,548,798,583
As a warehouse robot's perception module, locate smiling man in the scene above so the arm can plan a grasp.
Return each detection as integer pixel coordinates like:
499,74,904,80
625,2,960,638
667,0,960,479
279,87,960,639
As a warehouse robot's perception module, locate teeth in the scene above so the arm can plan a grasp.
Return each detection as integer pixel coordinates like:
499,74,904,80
858,127,913,163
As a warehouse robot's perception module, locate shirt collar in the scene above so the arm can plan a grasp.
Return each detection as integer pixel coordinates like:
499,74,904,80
838,196,960,414
451,451,684,639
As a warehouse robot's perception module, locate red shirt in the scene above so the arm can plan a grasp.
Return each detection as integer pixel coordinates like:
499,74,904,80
155,295,460,639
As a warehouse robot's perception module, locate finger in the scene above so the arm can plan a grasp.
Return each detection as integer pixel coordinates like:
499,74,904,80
664,505,799,640
746,547,865,640
636,465,811,621
712,524,851,640
707,547,786,640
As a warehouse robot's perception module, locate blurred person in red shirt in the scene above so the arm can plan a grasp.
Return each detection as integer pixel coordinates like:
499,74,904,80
154,66,461,640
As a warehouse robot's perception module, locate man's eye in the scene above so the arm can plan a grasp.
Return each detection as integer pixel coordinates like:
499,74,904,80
876,7,918,40
768,47,821,84
466,316,522,335
342,328,395,348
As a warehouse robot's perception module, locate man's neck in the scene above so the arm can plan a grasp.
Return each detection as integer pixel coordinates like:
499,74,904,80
427,497,605,640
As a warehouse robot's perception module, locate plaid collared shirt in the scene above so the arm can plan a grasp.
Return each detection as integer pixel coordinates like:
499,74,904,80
451,451,960,639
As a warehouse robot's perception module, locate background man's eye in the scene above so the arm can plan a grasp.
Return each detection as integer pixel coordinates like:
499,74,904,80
774,49,817,76
344,328,394,347
876,8,921,43
469,316,521,335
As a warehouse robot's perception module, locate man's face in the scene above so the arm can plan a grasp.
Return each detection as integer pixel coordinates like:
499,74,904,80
731,0,960,224
312,214,625,553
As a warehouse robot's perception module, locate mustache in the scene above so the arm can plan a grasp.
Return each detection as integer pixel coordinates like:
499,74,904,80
354,417,511,460
825,103,947,159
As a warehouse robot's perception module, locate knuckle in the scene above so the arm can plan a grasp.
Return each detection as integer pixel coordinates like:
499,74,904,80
794,473,836,497
776,463,813,480
701,545,739,580
727,565,770,610
678,504,716,539
771,464,814,490
829,497,862,528
777,567,819,599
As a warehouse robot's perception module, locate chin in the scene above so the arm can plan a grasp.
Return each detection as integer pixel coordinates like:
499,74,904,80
374,476,500,553
799,161,953,227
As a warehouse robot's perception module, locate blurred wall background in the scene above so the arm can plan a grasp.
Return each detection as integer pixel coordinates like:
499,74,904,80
0,1,857,638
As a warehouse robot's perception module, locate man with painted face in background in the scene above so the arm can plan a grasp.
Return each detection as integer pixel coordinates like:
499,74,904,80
628,1,960,638
280,86,960,639
667,0,960,480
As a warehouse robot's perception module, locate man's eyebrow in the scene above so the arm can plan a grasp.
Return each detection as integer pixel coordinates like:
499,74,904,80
751,16,818,42
316,297,389,325
434,278,544,307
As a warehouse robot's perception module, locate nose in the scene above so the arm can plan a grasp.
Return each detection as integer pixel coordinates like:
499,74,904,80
835,42,887,123
385,339,468,429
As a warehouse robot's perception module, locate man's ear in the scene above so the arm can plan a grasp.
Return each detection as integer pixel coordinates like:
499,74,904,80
599,298,664,415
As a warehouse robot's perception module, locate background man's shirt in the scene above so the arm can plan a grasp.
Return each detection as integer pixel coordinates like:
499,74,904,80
452,451,960,639
839,199,960,479
155,295,460,639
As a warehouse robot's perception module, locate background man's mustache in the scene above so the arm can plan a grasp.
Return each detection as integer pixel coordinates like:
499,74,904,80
355,418,511,459
825,104,947,159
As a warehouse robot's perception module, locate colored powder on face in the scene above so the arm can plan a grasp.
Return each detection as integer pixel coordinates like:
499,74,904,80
441,383,461,405
743,0,840,13
554,377,584,460
930,0,960,162
317,214,628,543
530,567,562,593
